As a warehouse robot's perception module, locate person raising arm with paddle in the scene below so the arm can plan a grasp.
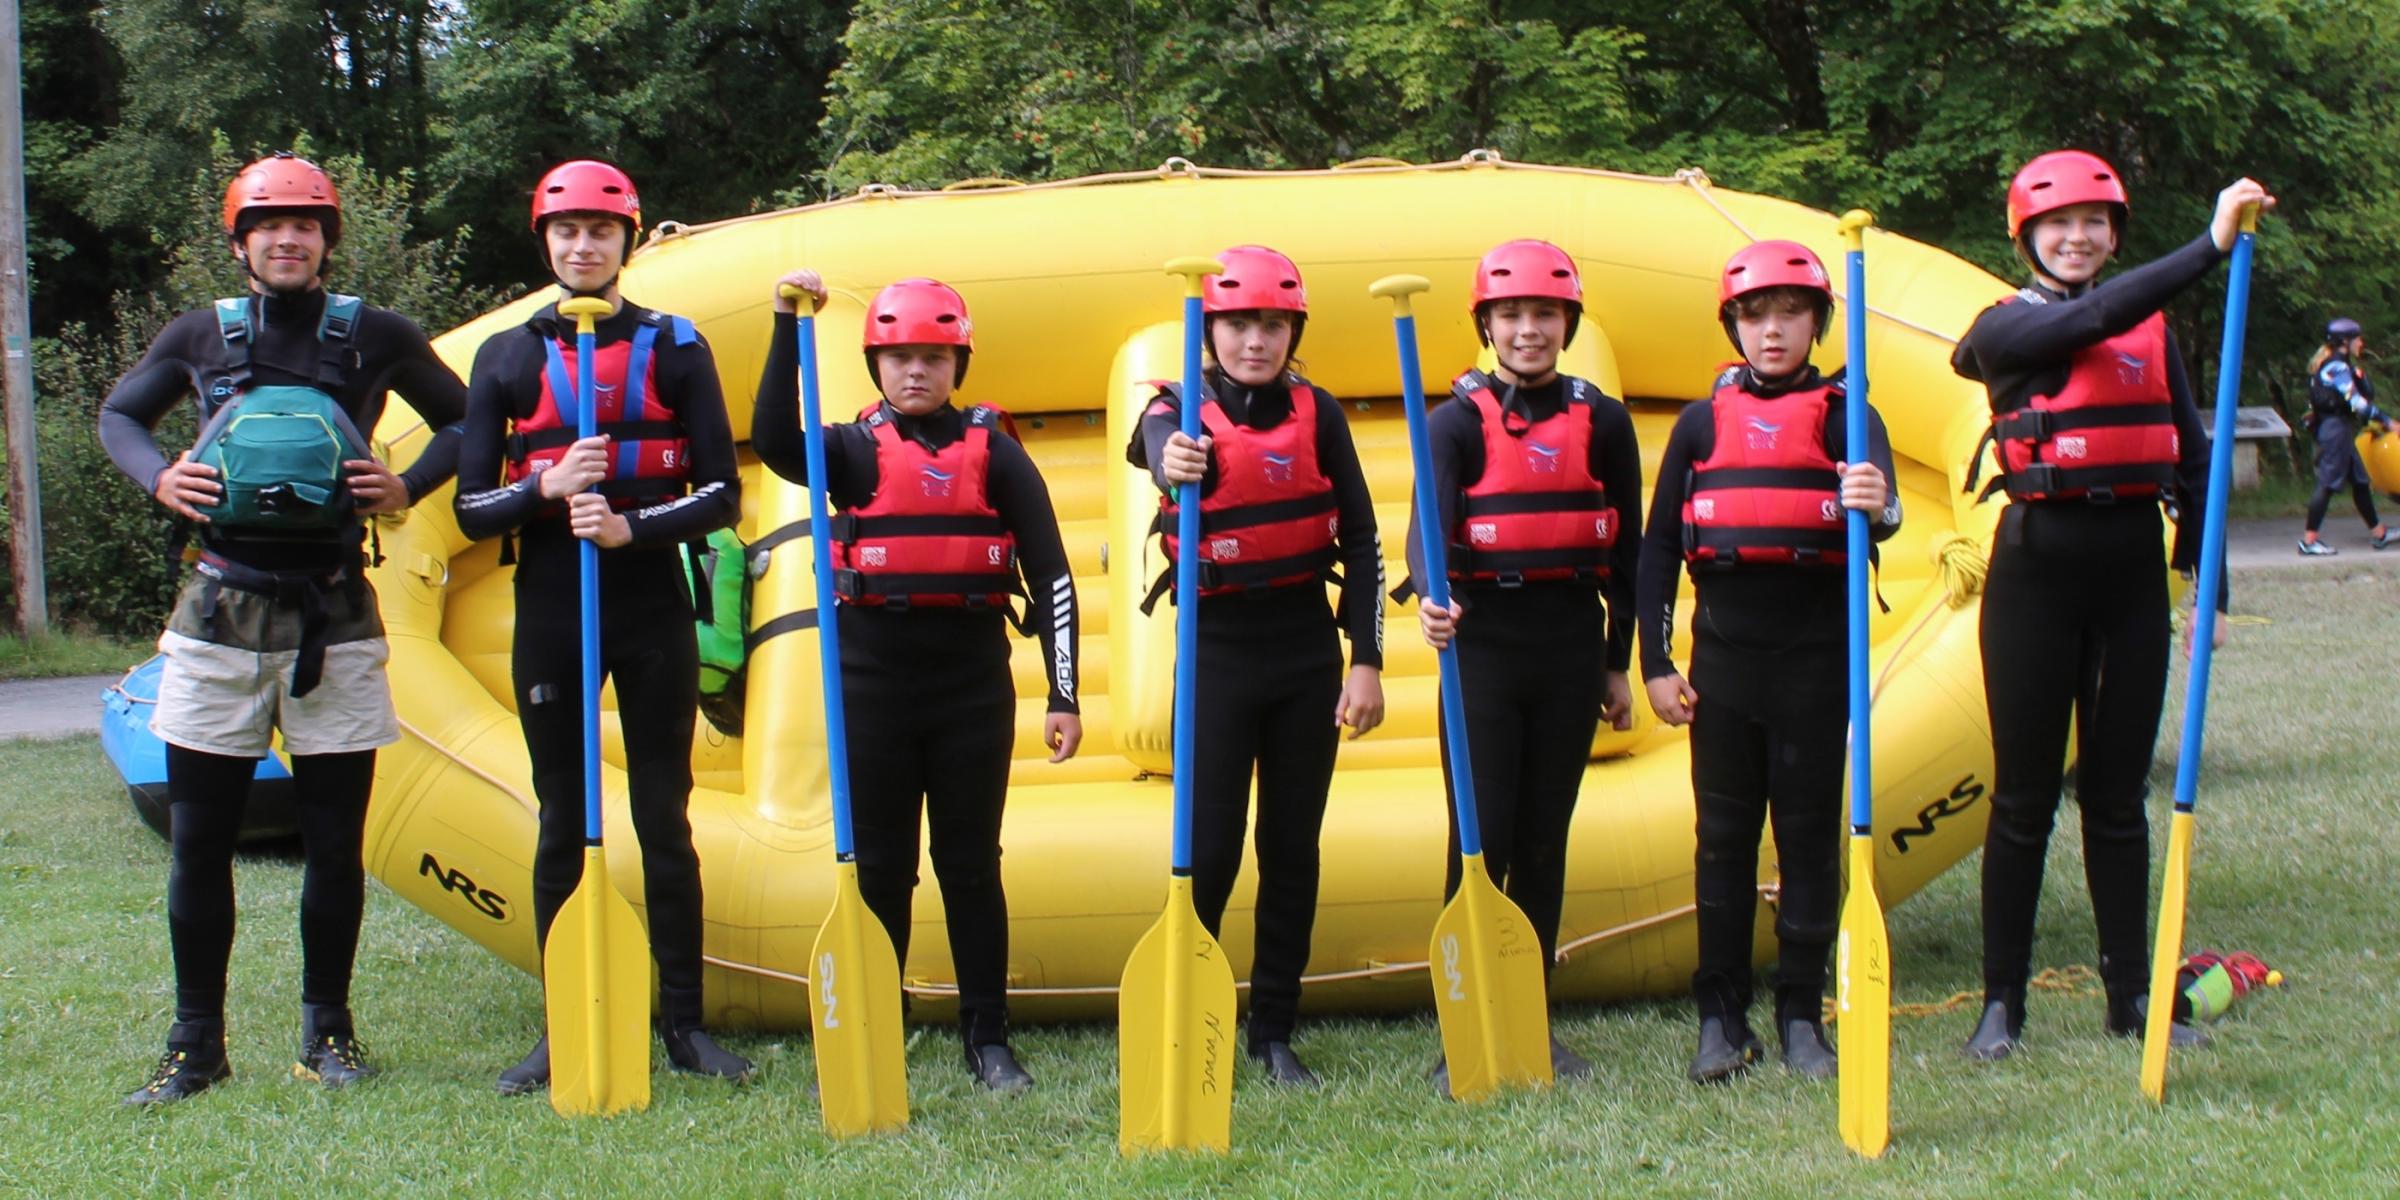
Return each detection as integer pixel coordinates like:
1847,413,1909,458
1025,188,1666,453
453,160,748,1098
750,271,1083,1094
1952,154,2271,1061
1635,240,1898,1084
1126,245,1386,1088
1404,240,1643,1096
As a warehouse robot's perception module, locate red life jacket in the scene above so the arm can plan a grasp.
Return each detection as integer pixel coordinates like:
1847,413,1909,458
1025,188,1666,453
1683,373,1847,566
1982,297,2179,502
1146,381,1339,611
504,310,694,510
829,404,1020,611
1448,371,1617,584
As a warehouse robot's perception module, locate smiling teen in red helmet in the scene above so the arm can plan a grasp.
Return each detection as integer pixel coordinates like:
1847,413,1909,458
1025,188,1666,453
453,159,749,1095
1635,238,1898,1084
1403,238,1644,1096
99,152,469,1104
751,269,1082,1094
1126,244,1386,1089
1953,153,2274,1062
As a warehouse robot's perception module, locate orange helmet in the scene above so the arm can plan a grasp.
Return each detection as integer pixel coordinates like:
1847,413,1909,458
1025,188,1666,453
530,160,642,240
222,153,341,246
863,278,974,386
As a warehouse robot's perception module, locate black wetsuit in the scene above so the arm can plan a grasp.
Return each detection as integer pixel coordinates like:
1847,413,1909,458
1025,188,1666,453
753,312,1079,1049
99,286,466,1025
1129,371,1384,1048
1399,374,1643,975
454,299,739,1031
1635,364,1899,1025
1951,235,2231,1014
2304,353,2386,533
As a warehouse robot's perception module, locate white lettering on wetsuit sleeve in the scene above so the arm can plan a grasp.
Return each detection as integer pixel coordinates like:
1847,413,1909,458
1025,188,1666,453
1048,573,1076,704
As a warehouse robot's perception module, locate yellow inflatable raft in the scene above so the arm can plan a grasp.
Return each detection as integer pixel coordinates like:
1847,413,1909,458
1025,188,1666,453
2360,427,2400,497
364,155,2012,1029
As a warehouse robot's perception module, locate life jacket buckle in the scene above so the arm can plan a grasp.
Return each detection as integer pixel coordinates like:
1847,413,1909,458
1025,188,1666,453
1492,570,1526,588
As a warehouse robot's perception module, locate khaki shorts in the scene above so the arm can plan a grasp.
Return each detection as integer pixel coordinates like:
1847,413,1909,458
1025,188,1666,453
149,569,399,758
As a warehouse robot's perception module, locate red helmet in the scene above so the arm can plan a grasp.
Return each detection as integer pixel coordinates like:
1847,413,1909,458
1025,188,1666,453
1471,239,1582,308
2006,150,2128,237
530,160,642,238
1718,240,1832,307
1204,245,1307,314
223,153,341,245
863,278,974,386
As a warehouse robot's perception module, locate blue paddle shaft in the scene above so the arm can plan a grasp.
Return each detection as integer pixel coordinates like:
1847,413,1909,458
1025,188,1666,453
1843,246,1873,836
576,324,604,845
2171,228,2254,816
796,312,860,859
1390,313,1487,858
1171,294,1204,874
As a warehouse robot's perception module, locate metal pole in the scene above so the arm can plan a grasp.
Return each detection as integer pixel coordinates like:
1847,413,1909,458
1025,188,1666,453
0,0,47,635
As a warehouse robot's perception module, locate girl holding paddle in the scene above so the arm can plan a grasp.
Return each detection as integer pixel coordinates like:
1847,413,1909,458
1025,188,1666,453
1952,154,2271,1060
1636,240,1898,1083
1407,239,1643,1092
752,271,1082,1094
454,160,750,1094
1126,245,1386,1088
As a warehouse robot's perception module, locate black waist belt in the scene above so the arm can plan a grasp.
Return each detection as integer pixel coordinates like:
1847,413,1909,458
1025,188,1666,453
194,553,357,699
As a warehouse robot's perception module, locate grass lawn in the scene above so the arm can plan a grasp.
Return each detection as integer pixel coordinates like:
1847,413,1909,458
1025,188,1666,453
2,566,2395,1196
0,629,149,682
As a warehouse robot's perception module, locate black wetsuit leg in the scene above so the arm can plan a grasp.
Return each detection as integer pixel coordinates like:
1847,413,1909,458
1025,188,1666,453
1185,593,1343,1047
1439,587,1605,975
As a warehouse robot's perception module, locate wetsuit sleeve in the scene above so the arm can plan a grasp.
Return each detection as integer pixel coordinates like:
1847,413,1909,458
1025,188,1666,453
1129,390,1220,496
2161,330,2231,613
750,311,881,505
989,434,1080,714
1636,403,1710,680
1953,235,2227,386
365,312,469,504
1400,395,1481,600
451,333,546,542
622,333,740,546
1591,397,1645,672
1828,398,1904,541
98,311,213,494
1314,389,1384,669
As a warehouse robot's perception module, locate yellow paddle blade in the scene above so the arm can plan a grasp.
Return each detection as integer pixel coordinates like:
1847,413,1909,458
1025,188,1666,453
1118,877,1237,1155
809,862,910,1136
1429,855,1553,1103
546,845,654,1117
2140,811,2197,1102
1836,834,1891,1157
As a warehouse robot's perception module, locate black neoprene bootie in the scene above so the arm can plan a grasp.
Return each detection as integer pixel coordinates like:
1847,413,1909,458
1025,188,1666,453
293,1004,375,1088
124,1020,232,1107
495,1035,549,1096
662,1026,754,1082
1686,1016,1763,1084
1963,992,2025,1062
1550,1034,1594,1080
1247,1040,1321,1089
2105,990,2209,1049
1779,1018,1838,1079
964,1042,1035,1094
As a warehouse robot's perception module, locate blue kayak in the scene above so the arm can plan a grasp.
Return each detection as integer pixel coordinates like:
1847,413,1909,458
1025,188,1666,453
100,655,298,842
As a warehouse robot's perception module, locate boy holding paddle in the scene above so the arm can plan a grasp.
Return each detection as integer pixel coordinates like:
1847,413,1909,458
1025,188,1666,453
1636,240,1897,1083
453,160,749,1096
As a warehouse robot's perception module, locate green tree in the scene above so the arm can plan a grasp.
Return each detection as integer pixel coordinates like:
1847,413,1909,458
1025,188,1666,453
818,0,1639,191
428,0,853,291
